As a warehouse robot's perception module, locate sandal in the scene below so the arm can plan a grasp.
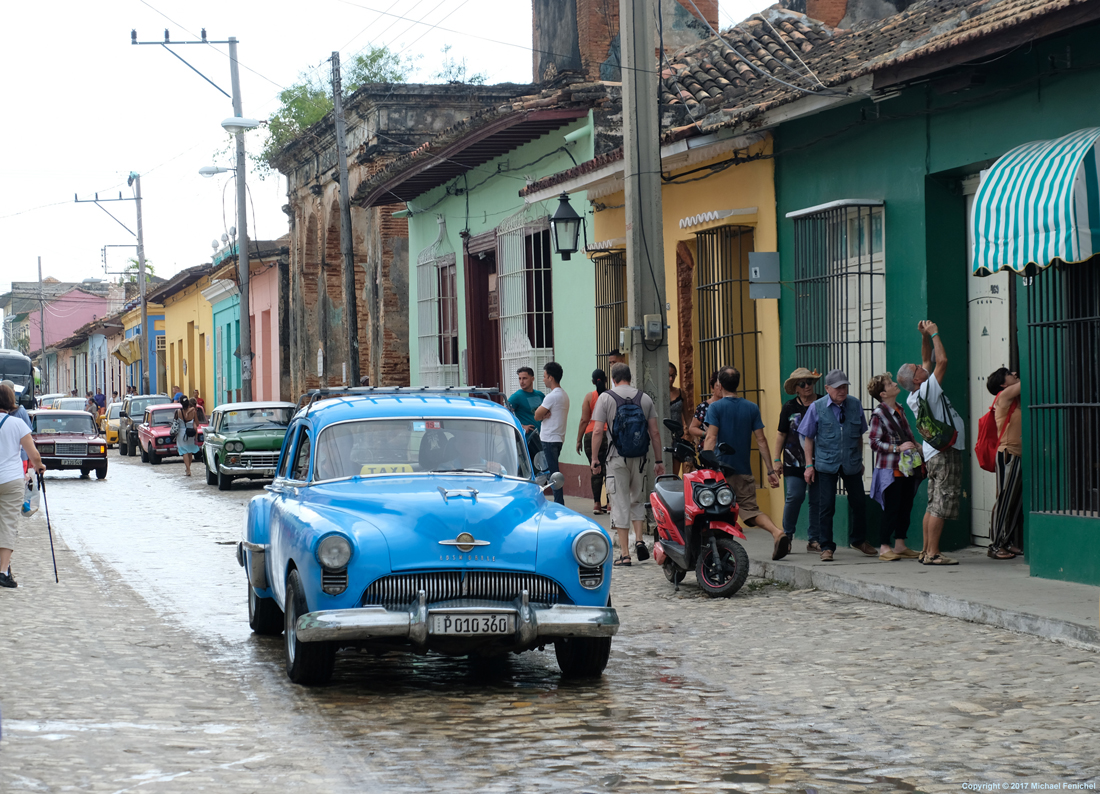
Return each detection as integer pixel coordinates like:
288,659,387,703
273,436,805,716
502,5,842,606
635,541,650,561
923,554,959,565
613,555,632,567
772,534,792,561
987,546,1016,560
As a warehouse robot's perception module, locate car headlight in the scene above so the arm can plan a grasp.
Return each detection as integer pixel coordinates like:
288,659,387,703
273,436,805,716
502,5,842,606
316,534,352,570
697,487,716,507
38,444,54,455
229,440,245,453
573,530,610,567
716,486,734,506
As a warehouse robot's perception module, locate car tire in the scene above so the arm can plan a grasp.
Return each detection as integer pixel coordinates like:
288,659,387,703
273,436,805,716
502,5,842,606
140,443,149,462
96,465,108,480
150,449,161,465
284,569,335,685
695,537,749,598
217,466,233,491
127,434,136,456
554,636,612,678
206,463,217,485
248,582,283,635
118,440,128,456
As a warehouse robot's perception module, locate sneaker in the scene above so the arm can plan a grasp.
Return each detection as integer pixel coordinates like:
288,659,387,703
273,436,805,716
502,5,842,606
0,570,17,588
850,542,878,556
819,549,834,561
806,541,821,552
922,554,959,565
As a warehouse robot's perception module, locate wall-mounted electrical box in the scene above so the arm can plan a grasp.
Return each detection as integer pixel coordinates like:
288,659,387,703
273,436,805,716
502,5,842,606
644,314,663,341
748,251,781,299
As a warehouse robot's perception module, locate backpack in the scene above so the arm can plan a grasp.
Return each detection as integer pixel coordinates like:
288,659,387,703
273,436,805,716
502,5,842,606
975,398,1017,472
915,389,959,451
608,390,649,458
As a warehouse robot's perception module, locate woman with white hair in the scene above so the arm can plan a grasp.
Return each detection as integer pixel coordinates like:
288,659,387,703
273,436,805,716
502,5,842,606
0,383,46,588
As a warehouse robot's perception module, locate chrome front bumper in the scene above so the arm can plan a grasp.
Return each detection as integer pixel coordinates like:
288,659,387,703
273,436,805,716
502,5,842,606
220,464,277,476
295,590,619,644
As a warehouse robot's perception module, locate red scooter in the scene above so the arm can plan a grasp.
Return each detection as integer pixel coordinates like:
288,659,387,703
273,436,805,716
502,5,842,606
650,420,749,597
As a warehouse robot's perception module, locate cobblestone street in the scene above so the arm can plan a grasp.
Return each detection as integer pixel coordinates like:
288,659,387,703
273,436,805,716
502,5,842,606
2,454,1098,793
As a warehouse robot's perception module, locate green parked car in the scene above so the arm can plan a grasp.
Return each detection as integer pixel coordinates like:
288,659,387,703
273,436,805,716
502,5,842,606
203,401,296,490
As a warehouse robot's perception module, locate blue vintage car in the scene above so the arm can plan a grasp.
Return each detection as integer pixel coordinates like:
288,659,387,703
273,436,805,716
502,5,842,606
238,388,619,685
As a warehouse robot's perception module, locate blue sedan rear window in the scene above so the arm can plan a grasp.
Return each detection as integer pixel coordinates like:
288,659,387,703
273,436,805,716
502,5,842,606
313,418,531,481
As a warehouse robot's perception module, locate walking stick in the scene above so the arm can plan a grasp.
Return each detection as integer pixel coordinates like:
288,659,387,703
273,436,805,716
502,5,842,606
36,472,59,583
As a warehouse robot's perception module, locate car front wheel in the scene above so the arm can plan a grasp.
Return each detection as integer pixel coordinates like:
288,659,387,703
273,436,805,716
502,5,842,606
284,569,335,685
206,461,217,485
249,583,283,635
140,443,149,462
118,440,128,456
150,449,161,465
127,434,136,456
96,465,108,480
554,636,612,678
217,465,233,491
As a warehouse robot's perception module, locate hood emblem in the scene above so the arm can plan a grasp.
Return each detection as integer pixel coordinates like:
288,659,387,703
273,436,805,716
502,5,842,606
439,532,491,553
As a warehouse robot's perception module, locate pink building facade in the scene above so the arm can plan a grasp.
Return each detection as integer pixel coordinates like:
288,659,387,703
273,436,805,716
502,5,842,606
249,263,281,402
28,288,108,351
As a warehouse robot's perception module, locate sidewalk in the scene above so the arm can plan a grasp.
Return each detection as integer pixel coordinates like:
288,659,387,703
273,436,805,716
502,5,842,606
562,493,1100,651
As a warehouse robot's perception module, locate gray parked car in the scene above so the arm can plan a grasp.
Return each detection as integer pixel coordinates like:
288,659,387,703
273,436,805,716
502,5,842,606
118,394,168,456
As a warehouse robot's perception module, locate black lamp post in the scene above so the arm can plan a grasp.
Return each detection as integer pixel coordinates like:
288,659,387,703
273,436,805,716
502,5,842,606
549,192,582,260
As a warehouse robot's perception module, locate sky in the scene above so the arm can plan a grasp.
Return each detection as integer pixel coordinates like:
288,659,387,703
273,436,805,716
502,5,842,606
0,0,768,302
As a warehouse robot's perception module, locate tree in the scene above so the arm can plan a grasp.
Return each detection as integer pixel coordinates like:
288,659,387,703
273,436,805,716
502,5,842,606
257,46,415,174
121,257,156,286
433,45,487,85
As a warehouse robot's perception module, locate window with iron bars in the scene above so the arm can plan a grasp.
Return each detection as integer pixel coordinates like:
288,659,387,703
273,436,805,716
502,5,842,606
695,225,763,479
417,251,460,387
497,212,553,396
792,203,885,487
594,250,626,374
1026,259,1100,516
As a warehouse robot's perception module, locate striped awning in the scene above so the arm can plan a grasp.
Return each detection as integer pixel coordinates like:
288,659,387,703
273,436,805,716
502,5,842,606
972,127,1100,276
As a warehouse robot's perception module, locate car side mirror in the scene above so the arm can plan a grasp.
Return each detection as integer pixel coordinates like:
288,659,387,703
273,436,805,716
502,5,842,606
532,450,548,473
537,471,564,493
119,411,128,418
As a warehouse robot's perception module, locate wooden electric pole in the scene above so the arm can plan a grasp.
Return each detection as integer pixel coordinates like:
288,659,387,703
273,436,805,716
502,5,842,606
331,51,361,387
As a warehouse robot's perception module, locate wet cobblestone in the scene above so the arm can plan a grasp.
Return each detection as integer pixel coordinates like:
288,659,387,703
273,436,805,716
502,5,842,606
1,454,1098,792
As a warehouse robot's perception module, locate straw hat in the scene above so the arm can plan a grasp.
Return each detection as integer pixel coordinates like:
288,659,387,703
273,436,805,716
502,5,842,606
783,367,821,395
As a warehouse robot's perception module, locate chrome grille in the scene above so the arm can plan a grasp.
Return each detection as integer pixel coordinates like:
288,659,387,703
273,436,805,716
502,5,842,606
241,452,279,468
363,571,562,607
322,568,348,595
55,443,88,456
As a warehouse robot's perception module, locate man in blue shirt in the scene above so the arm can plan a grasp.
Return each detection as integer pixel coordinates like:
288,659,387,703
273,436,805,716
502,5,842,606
704,367,790,560
798,369,874,561
507,367,544,433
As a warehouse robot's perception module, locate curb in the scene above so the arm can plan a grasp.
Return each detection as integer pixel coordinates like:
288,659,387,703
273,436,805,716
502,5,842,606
749,557,1100,652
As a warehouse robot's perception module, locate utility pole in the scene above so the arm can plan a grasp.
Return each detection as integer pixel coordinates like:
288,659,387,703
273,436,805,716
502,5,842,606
331,51,361,387
131,173,150,395
38,256,47,392
228,37,254,401
621,0,670,450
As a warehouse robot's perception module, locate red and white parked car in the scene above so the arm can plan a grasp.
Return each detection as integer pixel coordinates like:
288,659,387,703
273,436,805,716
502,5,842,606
29,410,109,479
137,403,207,465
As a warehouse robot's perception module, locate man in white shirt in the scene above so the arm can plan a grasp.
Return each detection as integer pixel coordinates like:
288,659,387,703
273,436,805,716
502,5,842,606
535,361,570,505
897,321,965,566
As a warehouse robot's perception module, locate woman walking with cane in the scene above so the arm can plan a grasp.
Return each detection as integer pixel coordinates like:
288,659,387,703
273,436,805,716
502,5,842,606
174,396,205,477
1,383,46,588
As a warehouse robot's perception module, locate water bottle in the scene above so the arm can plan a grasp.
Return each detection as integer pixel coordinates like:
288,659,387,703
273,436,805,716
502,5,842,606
22,476,39,518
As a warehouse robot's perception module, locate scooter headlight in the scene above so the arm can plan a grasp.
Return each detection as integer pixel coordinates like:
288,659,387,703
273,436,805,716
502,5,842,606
697,487,716,507
573,530,611,567
716,486,734,506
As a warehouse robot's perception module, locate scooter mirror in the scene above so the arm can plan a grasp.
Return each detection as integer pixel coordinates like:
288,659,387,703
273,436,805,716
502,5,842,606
663,418,684,434
698,449,720,468
717,441,736,456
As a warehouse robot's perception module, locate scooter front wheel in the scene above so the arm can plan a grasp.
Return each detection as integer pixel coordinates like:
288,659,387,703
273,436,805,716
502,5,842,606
663,562,686,584
696,537,749,597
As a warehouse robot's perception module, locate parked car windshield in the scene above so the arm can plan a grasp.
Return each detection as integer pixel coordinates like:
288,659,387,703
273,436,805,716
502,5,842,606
129,397,167,414
222,407,293,432
33,414,98,435
56,398,89,411
148,409,175,427
312,418,531,481
107,403,122,419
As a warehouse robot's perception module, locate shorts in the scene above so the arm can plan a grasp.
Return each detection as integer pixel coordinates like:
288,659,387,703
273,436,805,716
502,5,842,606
926,447,962,520
0,477,24,551
728,474,761,523
605,455,647,529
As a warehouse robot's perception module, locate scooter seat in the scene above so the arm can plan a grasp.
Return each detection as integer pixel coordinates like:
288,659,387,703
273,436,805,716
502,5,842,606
654,478,685,519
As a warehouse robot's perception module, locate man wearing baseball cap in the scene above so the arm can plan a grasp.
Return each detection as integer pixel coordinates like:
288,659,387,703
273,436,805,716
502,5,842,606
797,369,875,561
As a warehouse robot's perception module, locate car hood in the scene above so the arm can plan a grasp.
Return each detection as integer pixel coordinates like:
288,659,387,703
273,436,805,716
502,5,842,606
307,475,546,571
225,428,287,449
34,432,100,442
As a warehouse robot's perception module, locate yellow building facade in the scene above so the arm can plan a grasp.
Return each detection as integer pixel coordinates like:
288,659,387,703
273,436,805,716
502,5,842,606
158,275,216,405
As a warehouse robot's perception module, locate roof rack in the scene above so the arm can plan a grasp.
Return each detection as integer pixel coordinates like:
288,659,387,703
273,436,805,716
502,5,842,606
297,386,501,415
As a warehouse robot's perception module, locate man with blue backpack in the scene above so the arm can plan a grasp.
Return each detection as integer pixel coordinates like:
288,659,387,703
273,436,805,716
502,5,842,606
590,363,665,566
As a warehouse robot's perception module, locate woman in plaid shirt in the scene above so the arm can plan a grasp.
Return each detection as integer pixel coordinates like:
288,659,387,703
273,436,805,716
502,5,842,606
867,374,923,561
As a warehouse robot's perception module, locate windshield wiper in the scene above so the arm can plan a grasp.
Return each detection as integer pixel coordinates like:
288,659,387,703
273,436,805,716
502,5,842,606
432,467,503,477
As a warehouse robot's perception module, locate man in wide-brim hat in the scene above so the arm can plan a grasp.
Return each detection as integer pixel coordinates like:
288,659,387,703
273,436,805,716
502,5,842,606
774,368,823,552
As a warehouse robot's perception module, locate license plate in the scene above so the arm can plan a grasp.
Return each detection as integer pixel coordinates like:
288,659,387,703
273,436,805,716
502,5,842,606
430,613,515,635
62,459,82,466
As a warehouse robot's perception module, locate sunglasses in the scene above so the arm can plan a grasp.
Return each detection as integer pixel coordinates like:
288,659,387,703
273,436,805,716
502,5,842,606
795,380,813,389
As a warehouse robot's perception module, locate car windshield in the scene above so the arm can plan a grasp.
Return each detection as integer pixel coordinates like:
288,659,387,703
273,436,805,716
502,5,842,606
312,418,531,481
148,410,175,427
222,407,292,431
108,404,122,419
57,398,89,411
33,414,97,435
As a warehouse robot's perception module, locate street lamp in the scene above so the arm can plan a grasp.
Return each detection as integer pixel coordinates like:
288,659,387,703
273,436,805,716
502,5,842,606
549,192,583,260
199,165,235,177
221,117,260,135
